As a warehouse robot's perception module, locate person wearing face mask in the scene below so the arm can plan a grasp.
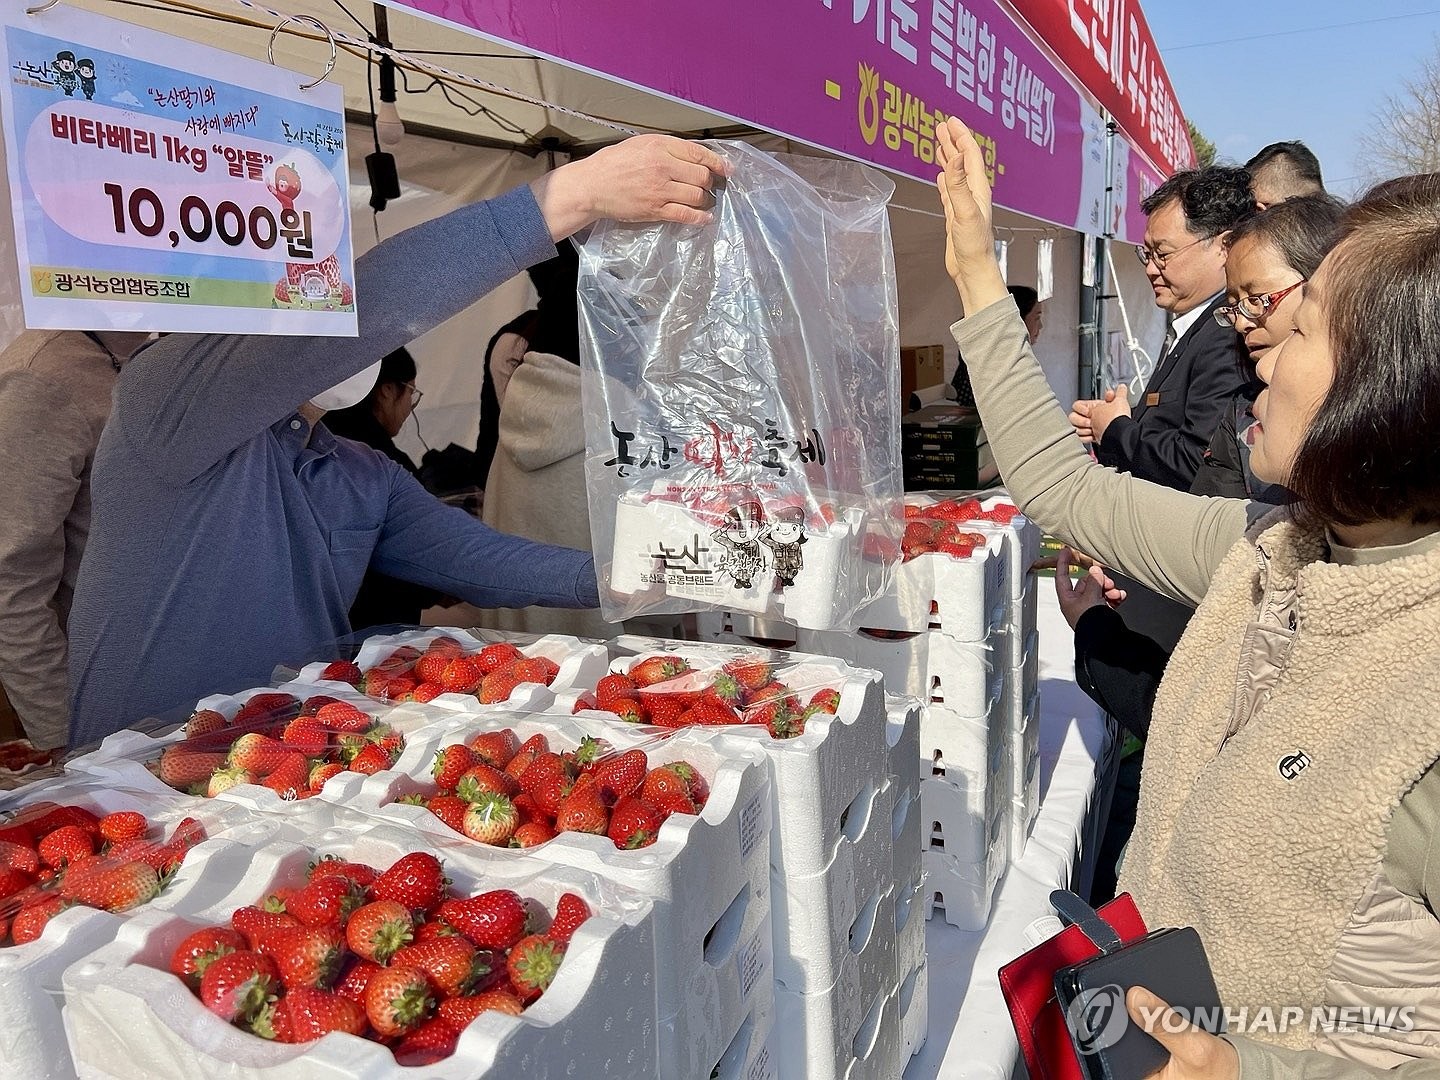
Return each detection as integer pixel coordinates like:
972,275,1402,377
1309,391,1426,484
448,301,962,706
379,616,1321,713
65,135,731,745
940,115,1440,1075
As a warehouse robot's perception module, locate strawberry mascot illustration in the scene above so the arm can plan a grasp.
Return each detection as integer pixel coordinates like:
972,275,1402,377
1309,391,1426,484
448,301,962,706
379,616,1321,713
267,162,350,309
267,162,302,212
711,501,767,590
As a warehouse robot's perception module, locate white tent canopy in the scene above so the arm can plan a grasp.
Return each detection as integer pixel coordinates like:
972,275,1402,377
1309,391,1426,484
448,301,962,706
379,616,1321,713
2,0,1163,457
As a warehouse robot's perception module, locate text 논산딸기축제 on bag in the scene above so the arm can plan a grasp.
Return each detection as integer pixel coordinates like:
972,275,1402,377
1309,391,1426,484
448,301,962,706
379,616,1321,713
576,141,903,631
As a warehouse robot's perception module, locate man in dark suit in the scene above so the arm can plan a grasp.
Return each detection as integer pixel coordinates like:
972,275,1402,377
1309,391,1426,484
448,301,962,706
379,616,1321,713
1066,167,1253,904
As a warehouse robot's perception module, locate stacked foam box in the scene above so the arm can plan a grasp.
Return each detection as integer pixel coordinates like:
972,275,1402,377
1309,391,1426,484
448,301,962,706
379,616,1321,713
886,696,927,1067
61,819,659,1080
597,636,899,1080
336,709,774,1080
0,776,281,1080
289,627,611,713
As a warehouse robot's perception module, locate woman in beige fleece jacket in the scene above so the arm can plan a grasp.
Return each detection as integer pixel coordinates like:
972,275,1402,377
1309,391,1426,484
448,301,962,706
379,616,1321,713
936,117,1440,1079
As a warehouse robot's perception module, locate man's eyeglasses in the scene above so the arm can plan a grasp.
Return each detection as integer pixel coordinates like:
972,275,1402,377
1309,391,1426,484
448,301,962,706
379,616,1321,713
1134,234,1213,270
1212,281,1305,328
404,382,424,406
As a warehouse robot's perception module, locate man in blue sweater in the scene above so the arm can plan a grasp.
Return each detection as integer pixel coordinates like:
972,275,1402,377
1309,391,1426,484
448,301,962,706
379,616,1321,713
67,135,728,745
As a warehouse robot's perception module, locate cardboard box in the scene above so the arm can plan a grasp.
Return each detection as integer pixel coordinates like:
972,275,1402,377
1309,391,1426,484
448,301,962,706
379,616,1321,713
900,344,945,401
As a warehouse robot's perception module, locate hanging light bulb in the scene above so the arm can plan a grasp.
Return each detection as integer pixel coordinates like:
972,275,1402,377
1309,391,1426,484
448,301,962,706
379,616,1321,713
375,54,405,148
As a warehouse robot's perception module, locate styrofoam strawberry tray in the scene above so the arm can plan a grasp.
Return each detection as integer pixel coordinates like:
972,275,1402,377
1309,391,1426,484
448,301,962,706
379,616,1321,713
702,991,777,1080
857,527,1008,639
905,492,1042,600
286,628,610,713
61,820,659,1080
329,707,774,1077
63,683,452,817
885,697,923,889
922,797,1011,931
609,488,875,631
0,775,285,1080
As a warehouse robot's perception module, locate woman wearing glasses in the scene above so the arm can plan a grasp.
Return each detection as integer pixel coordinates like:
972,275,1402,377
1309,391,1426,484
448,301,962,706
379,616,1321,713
938,113,1440,1075
1191,195,1347,502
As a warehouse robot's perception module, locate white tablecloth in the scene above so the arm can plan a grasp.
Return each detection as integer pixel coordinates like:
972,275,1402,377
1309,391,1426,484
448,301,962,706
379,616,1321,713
905,586,1115,1079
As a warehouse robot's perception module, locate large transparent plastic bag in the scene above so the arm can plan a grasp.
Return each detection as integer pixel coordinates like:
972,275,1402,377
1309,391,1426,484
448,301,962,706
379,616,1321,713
577,141,902,630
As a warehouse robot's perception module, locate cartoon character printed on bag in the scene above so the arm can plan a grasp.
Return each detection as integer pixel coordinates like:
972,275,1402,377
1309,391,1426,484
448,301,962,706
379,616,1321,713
77,58,96,100
711,501,767,589
761,505,807,589
51,50,79,96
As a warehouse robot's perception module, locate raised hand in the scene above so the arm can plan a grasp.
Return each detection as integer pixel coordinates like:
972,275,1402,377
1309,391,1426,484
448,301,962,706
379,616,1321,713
935,117,1009,315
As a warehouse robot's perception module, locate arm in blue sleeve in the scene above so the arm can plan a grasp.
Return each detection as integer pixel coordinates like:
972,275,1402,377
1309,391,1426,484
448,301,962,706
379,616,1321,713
114,186,557,485
371,469,600,610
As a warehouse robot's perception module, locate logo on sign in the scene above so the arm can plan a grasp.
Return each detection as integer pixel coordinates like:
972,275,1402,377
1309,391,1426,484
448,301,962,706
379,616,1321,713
1066,983,1128,1055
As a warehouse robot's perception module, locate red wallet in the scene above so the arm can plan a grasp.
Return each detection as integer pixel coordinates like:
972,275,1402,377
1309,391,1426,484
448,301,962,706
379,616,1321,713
998,892,1148,1080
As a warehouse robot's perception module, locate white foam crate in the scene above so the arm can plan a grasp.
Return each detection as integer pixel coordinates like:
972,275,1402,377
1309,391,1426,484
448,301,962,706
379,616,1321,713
603,636,890,883
0,776,285,1080
897,959,929,1063
857,529,1007,639
62,821,658,1080
706,995,778,1080
885,695,922,800
1009,572,1039,639
922,694,1004,782
290,627,610,711
1000,612,1041,672
920,739,1008,867
923,812,1010,931
893,871,926,992
609,491,866,630
892,781,921,893
63,683,451,816
771,895,901,1080
901,493,1041,597
798,626,1004,716
342,710,773,1078
770,780,896,997
694,610,801,650
1011,691,1041,855
846,981,904,1080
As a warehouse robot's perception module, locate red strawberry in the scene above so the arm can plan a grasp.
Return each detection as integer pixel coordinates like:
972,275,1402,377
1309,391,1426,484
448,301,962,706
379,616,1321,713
347,744,390,776
319,660,362,685
509,822,557,848
554,786,609,836
171,926,247,987
29,804,101,837
10,896,66,944
415,651,452,685
438,889,528,950
808,688,841,714
38,824,92,868
314,702,371,733
454,763,517,803
546,892,591,946
200,950,280,1022
595,674,637,706
518,753,575,816
511,657,558,685
207,765,255,798
608,796,664,849
288,875,366,931
232,693,301,728
722,657,774,691
571,693,600,714
255,986,367,1042
84,859,161,912
461,792,519,846
0,822,34,848
608,698,649,724
261,756,310,799
0,866,34,900
477,670,520,705
280,717,330,757
157,745,227,788
475,642,523,675
412,919,461,945
97,811,148,845
300,695,344,717
378,645,422,674
309,761,345,789
593,750,649,805
232,906,302,953
228,733,288,774
437,988,524,1025
0,841,39,877
432,744,478,790
413,683,446,704
439,657,483,694
346,899,414,964
365,965,434,1037
426,794,469,834
373,852,447,917
504,733,549,781
393,1016,462,1066
184,709,227,739
333,958,382,1003
506,933,564,1001
629,655,691,687
647,786,700,818
391,935,481,997
270,925,345,990
644,694,694,729
467,729,520,770
308,856,378,889
424,636,465,658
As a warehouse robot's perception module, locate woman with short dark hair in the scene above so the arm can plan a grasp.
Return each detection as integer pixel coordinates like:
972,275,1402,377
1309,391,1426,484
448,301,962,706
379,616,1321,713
937,113,1440,1074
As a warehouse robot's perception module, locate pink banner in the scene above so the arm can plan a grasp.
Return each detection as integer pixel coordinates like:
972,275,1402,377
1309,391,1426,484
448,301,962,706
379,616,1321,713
397,0,1112,232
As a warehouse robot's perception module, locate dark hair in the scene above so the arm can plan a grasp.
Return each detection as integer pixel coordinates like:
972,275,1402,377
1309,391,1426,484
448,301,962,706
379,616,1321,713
375,346,416,390
1224,194,1347,279
1287,174,1440,526
526,242,580,364
1245,141,1324,189
1008,285,1039,319
1141,166,1256,236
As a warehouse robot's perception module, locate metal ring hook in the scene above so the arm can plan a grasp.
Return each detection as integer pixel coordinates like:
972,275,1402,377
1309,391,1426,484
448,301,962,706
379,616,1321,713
266,14,337,92
25,0,63,15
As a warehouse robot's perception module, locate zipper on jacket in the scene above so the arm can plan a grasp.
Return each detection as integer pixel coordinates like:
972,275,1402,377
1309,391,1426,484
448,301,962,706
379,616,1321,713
1222,544,1272,756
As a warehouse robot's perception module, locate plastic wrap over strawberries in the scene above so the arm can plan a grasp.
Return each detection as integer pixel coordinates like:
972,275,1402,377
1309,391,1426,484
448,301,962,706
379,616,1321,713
577,140,903,631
